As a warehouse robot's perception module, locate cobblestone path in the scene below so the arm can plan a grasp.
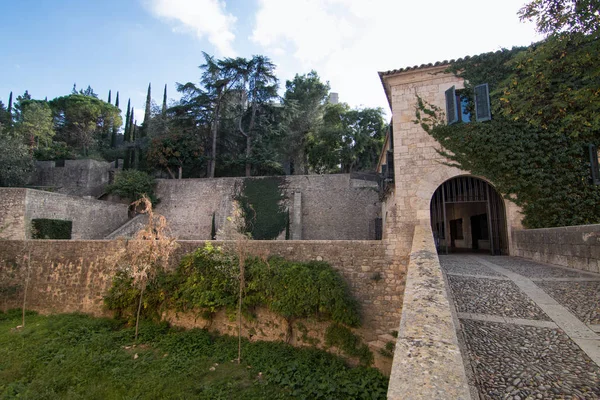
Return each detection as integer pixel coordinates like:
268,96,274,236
440,255,600,400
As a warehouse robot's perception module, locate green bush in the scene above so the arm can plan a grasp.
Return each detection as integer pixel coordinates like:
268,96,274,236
105,243,361,329
106,169,157,204
31,218,72,239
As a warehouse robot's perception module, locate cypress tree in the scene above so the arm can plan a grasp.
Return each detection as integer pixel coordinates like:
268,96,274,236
108,90,112,104
142,83,151,138
111,92,120,148
123,100,131,169
7,91,12,128
162,84,167,116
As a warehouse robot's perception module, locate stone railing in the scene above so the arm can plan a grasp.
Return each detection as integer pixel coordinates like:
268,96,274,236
512,224,600,273
387,223,471,399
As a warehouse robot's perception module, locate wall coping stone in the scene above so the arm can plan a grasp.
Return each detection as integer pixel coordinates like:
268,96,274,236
387,223,471,399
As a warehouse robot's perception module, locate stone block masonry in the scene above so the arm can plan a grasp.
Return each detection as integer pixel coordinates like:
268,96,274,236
0,188,129,240
0,239,406,344
155,174,381,241
512,224,600,273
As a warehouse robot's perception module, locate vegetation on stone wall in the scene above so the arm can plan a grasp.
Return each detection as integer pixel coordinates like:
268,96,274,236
104,243,370,364
236,177,287,239
106,169,157,204
31,218,72,239
0,311,388,399
416,30,600,228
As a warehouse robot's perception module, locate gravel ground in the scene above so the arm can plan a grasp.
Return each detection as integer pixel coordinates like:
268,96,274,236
537,281,600,325
461,319,600,399
439,256,504,277
448,276,550,320
481,257,593,279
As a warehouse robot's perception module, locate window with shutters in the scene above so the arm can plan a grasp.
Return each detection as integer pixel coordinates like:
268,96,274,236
445,83,491,125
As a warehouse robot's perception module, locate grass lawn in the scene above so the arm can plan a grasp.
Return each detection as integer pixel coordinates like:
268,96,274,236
0,310,388,399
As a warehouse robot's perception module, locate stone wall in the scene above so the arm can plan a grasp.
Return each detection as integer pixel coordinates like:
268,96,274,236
379,66,523,258
387,223,471,399
155,174,381,240
0,188,129,240
0,239,406,344
29,159,117,197
512,225,600,273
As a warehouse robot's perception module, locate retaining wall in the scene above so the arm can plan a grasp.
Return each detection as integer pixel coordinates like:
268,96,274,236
155,174,381,240
512,224,600,273
0,239,406,343
0,188,129,240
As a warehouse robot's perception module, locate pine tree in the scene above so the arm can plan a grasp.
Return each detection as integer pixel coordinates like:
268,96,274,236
108,90,112,104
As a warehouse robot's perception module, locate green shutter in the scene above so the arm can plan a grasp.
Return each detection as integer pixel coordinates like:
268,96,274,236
474,83,492,122
445,86,458,125
590,144,600,185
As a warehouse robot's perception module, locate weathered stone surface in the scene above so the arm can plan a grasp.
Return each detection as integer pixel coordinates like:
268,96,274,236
513,225,600,273
156,174,381,241
0,188,129,240
0,239,405,345
387,224,471,399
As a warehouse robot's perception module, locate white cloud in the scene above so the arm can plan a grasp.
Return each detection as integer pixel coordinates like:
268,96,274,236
251,0,542,114
145,0,237,56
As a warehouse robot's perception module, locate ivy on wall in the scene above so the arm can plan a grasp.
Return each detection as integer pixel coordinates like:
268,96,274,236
416,37,600,228
236,177,287,239
31,219,72,239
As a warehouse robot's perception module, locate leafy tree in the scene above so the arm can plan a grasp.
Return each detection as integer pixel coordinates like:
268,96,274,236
281,71,330,175
224,55,279,176
147,130,205,179
0,134,34,187
308,104,386,173
177,52,246,178
106,169,157,204
16,101,55,148
519,0,599,34
50,94,122,156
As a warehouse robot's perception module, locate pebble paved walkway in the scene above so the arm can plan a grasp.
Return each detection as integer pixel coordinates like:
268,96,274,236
440,255,600,400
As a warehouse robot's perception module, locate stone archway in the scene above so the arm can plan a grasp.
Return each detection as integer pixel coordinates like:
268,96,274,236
430,176,508,255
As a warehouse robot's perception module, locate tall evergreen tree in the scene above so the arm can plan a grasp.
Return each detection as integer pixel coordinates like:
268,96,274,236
142,83,151,138
123,100,131,169
162,85,167,117
6,92,13,130
110,92,120,148
108,90,112,104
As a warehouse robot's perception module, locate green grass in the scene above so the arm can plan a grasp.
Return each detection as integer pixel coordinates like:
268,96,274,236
0,310,388,399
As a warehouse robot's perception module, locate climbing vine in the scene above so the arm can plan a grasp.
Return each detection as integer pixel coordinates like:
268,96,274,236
416,39,600,228
236,177,287,239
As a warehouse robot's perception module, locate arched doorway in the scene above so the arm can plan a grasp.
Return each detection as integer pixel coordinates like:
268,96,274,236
430,176,508,255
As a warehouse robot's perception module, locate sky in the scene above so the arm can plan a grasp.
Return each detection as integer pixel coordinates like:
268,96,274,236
0,0,542,123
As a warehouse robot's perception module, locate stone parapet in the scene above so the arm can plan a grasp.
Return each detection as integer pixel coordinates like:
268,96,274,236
387,223,470,399
512,224,600,273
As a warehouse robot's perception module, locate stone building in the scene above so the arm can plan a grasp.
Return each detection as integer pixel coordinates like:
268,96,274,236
377,61,524,257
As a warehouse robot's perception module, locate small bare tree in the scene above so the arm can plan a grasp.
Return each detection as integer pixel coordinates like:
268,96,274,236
122,196,178,341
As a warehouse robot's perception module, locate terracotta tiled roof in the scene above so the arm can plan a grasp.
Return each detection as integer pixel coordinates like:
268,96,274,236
377,57,471,78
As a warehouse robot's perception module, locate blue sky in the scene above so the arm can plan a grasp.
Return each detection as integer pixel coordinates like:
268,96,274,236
0,0,542,122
